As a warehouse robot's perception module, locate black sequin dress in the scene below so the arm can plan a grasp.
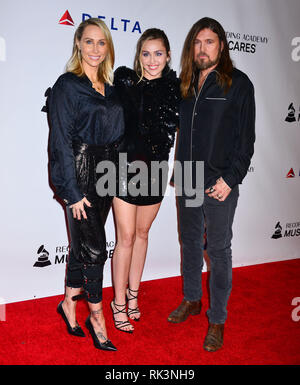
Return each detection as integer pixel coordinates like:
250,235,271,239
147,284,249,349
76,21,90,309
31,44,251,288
114,66,181,206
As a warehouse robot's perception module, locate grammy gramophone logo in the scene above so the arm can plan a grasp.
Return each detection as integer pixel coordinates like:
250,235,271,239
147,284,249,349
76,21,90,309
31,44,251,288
285,103,300,123
33,245,52,267
271,222,283,239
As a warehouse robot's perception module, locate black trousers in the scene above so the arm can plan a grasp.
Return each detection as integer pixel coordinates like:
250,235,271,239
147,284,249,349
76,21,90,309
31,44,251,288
65,140,120,304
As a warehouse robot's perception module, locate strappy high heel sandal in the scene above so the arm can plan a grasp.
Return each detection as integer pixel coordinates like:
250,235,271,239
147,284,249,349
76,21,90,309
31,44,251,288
126,288,140,322
110,300,134,333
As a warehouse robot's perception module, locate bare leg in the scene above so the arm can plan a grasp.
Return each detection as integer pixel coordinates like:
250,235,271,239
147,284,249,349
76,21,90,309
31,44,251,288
111,197,136,332
128,202,161,320
88,301,108,342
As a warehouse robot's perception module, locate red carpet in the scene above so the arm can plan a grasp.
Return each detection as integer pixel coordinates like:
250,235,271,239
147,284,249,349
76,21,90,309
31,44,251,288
0,259,299,365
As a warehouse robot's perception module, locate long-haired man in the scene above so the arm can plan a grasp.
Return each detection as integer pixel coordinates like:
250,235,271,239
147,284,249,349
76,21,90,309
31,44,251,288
168,17,255,352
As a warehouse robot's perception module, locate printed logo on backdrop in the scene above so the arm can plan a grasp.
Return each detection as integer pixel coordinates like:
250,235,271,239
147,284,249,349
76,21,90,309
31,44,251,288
271,222,282,239
286,168,295,178
59,10,74,26
291,37,300,62
58,9,141,33
33,245,52,267
226,31,268,54
33,242,116,268
271,221,300,239
0,36,6,62
285,103,300,123
285,168,300,178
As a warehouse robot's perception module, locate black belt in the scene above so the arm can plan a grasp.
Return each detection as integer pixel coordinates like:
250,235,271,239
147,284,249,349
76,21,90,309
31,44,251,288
73,136,124,154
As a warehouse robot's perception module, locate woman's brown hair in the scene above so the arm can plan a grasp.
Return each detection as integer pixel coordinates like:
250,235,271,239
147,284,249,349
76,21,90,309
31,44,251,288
134,28,171,81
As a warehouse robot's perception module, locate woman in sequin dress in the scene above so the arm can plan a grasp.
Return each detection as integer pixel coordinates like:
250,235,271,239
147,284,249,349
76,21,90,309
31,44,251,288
111,28,181,333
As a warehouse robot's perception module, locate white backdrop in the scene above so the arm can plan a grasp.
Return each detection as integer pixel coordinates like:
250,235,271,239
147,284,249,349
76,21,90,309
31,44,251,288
0,0,299,304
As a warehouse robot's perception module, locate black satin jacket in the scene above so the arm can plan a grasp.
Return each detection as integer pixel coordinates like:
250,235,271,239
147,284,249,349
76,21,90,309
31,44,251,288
114,66,180,164
176,68,255,189
47,72,125,205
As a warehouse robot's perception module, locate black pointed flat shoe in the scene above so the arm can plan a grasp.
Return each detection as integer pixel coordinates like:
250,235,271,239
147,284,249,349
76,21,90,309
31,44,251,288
57,301,86,337
85,315,117,351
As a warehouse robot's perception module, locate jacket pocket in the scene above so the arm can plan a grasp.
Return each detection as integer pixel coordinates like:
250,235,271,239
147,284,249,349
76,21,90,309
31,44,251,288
205,97,227,100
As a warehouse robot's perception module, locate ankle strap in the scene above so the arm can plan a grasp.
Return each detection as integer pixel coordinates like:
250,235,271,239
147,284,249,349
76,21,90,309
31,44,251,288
127,288,139,300
112,301,127,312
128,288,139,293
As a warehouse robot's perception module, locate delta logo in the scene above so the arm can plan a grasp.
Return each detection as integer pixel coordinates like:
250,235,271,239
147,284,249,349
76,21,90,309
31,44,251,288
286,168,300,178
59,10,74,26
286,168,295,178
58,10,142,33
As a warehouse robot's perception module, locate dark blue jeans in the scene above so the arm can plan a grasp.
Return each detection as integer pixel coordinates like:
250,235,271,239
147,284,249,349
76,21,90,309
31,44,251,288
177,186,239,324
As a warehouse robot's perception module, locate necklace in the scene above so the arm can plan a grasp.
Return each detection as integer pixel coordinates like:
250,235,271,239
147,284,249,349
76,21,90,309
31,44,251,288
89,76,105,95
92,81,104,95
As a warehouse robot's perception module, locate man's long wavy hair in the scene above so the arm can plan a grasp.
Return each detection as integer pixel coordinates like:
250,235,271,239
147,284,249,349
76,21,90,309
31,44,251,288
180,17,233,98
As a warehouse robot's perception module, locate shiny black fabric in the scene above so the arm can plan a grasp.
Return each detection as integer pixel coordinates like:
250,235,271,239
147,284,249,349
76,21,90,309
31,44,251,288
65,141,120,303
114,66,181,205
44,71,125,303
47,72,125,205
176,68,255,190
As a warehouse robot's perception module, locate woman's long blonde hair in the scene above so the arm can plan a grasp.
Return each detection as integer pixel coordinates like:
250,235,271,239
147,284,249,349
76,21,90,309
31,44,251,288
66,18,115,85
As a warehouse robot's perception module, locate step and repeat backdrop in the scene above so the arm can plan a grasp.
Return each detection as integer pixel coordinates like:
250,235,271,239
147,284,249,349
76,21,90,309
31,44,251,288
0,0,299,303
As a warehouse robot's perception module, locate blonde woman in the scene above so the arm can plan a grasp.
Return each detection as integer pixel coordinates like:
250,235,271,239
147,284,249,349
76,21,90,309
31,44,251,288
47,18,124,351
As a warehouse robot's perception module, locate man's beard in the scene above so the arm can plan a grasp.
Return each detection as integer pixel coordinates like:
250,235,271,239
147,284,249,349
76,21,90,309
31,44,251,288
195,49,222,71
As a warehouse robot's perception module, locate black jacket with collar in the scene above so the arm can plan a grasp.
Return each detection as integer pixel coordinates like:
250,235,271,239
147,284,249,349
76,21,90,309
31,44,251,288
176,67,255,190
47,72,125,205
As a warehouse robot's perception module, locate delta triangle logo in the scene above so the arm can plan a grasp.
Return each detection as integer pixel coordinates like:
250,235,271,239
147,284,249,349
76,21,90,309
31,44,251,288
59,10,74,26
286,168,295,178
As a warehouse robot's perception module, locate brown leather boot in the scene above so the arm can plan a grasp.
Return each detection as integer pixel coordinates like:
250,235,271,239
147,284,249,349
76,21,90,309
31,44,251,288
203,323,224,352
167,299,201,323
